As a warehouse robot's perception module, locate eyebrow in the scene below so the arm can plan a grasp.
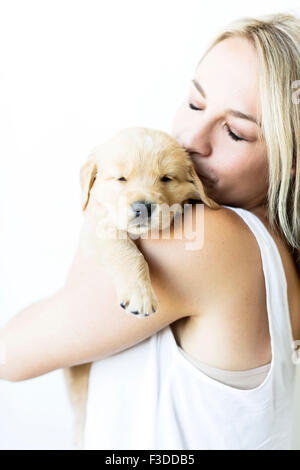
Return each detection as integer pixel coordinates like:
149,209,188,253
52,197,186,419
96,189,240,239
191,78,260,126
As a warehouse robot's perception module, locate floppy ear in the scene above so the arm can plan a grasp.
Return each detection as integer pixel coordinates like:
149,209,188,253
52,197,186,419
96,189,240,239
80,152,98,211
187,163,220,209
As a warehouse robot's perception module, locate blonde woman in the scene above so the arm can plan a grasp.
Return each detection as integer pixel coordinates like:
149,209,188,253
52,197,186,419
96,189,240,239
1,12,300,450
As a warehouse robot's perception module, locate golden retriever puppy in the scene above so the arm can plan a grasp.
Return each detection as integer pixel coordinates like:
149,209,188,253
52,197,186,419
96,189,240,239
63,126,220,449
78,126,219,318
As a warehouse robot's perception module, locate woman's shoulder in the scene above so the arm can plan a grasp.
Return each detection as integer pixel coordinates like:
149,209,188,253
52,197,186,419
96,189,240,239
179,203,259,259
138,203,261,314
199,204,300,342
138,202,259,274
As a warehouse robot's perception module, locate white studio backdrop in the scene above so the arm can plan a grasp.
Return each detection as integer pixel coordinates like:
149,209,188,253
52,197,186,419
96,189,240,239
0,0,299,450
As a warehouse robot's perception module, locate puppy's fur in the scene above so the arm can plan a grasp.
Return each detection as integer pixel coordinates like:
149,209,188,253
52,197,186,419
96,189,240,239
63,127,220,449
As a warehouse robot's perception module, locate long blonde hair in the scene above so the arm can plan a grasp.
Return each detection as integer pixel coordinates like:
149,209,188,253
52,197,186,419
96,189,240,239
196,12,300,274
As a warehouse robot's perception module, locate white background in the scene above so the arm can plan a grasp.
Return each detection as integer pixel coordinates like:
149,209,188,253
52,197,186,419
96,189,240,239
0,0,299,450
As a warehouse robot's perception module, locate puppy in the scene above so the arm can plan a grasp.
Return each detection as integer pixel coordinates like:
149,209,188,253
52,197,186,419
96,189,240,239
63,126,220,449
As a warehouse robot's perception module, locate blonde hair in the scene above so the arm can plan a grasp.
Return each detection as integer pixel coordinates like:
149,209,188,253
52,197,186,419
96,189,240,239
196,12,300,274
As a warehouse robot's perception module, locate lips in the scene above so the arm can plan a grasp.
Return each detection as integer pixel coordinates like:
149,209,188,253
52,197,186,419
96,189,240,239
198,172,213,181
196,170,209,180
198,174,214,185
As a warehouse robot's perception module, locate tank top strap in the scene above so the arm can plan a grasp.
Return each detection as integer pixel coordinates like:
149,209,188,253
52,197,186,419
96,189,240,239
221,205,295,365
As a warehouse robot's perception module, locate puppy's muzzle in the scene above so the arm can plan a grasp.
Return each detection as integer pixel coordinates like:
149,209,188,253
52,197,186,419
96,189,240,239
131,200,157,223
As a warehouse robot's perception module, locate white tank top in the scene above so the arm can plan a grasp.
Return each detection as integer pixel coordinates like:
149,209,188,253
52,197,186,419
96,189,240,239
83,205,298,450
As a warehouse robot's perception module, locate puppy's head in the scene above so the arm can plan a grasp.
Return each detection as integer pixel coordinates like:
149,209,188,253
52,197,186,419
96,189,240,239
80,127,220,234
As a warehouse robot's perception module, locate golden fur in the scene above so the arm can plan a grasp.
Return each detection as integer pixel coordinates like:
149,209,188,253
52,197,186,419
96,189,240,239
63,126,220,449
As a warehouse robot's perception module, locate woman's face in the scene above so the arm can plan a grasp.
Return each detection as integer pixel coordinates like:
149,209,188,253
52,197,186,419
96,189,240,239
171,37,269,212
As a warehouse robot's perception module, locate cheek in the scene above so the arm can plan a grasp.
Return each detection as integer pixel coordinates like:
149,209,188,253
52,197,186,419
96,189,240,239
226,160,254,187
238,151,269,188
220,153,268,196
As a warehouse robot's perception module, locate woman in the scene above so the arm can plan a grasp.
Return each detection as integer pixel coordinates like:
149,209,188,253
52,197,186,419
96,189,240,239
1,12,300,450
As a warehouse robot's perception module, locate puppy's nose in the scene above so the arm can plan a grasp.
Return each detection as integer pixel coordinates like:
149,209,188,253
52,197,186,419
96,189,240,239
131,200,156,219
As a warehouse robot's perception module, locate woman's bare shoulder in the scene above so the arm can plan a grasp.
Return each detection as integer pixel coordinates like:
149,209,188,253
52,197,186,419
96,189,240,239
136,203,259,311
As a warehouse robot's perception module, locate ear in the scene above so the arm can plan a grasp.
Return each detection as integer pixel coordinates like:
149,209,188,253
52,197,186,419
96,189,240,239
80,151,98,211
187,164,220,209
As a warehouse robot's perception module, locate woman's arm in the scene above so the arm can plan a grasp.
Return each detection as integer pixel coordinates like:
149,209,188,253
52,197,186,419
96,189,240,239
0,204,225,382
0,291,68,381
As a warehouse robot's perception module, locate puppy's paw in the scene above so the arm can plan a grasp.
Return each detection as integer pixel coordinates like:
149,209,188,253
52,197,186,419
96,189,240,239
118,283,159,318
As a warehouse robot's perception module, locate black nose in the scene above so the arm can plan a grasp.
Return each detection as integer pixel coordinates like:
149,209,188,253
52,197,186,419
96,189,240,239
131,200,156,219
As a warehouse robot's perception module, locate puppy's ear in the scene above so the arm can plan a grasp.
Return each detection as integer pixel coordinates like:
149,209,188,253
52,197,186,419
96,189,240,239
187,164,220,209
80,151,98,211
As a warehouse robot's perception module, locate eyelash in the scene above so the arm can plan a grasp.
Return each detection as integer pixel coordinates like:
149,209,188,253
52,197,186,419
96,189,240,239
188,103,246,142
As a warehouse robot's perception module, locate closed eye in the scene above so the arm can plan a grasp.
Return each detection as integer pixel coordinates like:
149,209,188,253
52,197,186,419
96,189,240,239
160,175,173,182
224,124,246,142
189,103,202,111
188,103,246,142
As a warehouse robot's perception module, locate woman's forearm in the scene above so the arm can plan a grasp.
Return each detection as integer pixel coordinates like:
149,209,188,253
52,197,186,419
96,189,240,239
0,290,68,382
0,218,199,382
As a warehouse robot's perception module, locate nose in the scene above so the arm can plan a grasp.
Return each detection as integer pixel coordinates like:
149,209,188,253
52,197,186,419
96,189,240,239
185,142,211,158
184,125,212,157
131,200,156,219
